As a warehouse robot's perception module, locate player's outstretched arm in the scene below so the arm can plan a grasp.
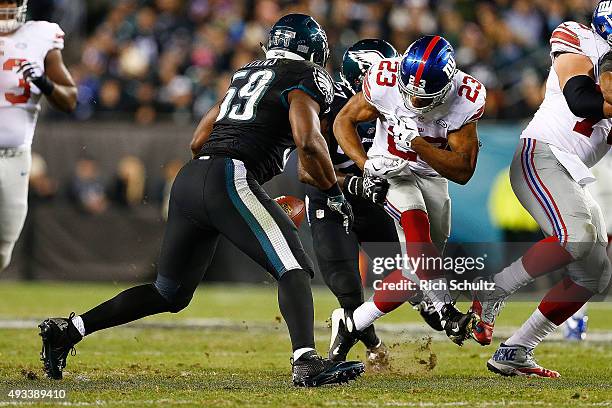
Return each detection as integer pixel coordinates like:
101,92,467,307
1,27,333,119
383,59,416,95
191,102,221,156
411,122,479,185
333,92,379,171
41,49,77,113
288,89,337,191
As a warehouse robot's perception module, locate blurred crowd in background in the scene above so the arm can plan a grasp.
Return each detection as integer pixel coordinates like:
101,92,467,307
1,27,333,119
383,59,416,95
38,0,598,125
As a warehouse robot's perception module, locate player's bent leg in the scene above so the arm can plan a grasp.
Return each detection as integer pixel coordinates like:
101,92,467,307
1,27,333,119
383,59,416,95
39,159,220,379
473,140,595,345
215,159,364,386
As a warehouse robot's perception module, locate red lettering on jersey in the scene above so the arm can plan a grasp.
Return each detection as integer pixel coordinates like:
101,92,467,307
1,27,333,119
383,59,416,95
573,117,598,138
376,60,398,87
3,58,31,105
459,75,482,103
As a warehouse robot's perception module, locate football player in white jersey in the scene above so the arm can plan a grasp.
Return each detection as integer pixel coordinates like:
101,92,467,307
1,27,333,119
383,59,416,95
328,35,486,356
472,1,612,377
0,0,77,272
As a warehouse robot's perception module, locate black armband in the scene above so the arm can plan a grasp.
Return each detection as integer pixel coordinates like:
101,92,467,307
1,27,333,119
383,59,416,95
32,75,55,96
562,75,604,120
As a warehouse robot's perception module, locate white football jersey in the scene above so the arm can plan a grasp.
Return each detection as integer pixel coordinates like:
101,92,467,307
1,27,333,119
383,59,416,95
0,21,64,148
363,57,486,176
521,22,612,168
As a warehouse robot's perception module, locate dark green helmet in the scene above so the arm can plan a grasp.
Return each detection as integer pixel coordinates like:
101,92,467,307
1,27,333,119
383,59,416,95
266,14,329,67
341,39,399,93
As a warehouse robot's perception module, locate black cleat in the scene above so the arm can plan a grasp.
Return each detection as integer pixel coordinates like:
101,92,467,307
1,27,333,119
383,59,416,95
328,308,360,362
440,304,479,346
292,350,364,387
39,313,82,380
410,298,444,332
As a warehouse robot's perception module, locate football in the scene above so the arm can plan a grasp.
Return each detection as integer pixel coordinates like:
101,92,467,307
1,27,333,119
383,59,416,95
274,195,305,228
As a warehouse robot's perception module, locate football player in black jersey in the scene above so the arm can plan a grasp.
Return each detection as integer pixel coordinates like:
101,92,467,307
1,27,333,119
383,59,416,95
38,14,364,387
304,40,444,367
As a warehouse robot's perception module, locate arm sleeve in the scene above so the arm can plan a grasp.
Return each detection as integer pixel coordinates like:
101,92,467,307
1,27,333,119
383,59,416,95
562,75,605,119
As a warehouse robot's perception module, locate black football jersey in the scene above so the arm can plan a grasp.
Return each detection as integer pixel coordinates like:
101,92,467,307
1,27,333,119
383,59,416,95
199,58,334,184
324,82,375,176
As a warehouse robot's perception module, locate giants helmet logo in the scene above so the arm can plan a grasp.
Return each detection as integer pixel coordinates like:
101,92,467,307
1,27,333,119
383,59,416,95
597,0,612,16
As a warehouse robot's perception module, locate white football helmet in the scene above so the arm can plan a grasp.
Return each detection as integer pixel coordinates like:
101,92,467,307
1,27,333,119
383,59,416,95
0,0,28,34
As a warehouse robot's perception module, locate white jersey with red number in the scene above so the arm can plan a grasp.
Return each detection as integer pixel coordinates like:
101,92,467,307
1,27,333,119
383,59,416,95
0,21,64,148
363,57,486,176
521,22,612,168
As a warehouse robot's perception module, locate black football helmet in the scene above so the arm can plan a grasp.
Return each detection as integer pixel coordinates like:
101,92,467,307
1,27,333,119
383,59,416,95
341,39,399,93
266,14,329,67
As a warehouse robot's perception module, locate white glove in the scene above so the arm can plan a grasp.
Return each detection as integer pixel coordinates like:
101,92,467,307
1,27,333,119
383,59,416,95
17,61,44,83
364,155,410,178
393,118,420,150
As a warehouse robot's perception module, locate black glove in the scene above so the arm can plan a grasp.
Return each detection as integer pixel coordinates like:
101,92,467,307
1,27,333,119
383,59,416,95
326,194,354,234
343,173,389,205
17,61,55,95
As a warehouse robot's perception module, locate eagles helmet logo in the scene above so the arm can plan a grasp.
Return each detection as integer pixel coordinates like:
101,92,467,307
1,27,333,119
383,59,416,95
347,50,386,72
313,67,334,105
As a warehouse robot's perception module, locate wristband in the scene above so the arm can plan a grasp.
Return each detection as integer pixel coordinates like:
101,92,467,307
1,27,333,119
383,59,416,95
33,75,55,96
323,183,342,197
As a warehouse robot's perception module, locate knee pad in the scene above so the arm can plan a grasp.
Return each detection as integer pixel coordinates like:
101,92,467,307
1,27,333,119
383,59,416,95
0,241,15,272
153,275,192,313
567,243,611,294
565,222,597,261
320,260,363,309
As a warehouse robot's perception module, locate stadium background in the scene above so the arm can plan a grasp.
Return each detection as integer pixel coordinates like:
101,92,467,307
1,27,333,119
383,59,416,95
1,0,597,282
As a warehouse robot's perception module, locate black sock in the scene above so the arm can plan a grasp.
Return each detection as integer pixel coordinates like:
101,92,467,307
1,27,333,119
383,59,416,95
360,324,381,349
81,284,170,335
277,269,315,351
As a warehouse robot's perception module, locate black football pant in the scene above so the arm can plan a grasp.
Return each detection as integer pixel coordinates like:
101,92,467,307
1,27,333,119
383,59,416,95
305,185,399,348
82,157,316,351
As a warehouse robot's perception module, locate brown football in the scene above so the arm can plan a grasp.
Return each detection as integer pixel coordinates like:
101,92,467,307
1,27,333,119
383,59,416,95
274,195,305,228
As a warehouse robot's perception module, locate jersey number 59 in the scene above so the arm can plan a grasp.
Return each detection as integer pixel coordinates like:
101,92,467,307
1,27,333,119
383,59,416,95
216,69,275,122
4,58,31,105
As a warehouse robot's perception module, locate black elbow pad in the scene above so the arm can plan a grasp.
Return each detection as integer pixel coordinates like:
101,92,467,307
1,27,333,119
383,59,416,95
562,75,604,120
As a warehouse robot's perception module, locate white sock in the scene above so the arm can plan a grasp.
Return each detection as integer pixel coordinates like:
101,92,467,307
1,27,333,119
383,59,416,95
353,300,386,331
71,315,86,337
420,277,450,314
494,258,534,294
505,308,557,349
293,347,315,361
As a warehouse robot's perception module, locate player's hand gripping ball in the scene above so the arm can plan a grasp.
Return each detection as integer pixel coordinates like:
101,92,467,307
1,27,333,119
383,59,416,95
274,195,305,228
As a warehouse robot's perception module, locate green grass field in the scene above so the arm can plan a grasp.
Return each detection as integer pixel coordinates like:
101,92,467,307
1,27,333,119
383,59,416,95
1,282,611,407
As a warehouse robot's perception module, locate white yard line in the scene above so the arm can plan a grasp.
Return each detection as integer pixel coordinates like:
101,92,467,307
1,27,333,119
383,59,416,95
1,318,612,342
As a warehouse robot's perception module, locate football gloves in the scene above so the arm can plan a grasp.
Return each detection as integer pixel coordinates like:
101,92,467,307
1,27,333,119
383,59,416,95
18,61,55,95
343,173,389,205
364,155,410,178
393,118,420,150
326,194,354,234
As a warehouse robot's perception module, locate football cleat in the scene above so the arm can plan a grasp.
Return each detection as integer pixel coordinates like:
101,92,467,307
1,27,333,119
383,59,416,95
329,308,360,362
487,343,560,378
440,303,479,346
365,341,390,372
471,280,509,345
39,313,82,380
292,350,365,387
410,298,444,332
